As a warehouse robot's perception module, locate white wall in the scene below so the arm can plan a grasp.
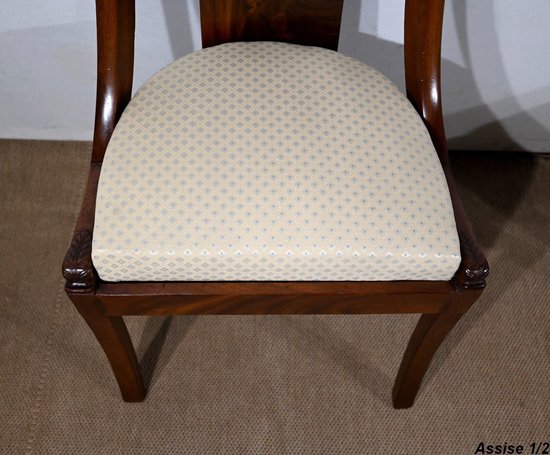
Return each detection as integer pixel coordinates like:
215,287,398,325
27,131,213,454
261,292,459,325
1,0,549,151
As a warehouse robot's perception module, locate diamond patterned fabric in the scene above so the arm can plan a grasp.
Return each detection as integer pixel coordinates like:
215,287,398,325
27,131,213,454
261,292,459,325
92,42,461,281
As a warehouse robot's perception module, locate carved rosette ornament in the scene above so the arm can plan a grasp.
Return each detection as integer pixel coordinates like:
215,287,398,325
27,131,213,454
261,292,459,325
62,230,97,292
452,233,490,290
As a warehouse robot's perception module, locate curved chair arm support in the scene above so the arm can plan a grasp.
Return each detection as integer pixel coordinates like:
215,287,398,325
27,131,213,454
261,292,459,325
404,0,488,290
404,0,447,159
62,165,102,293
92,0,135,163
443,161,490,291
63,230,96,292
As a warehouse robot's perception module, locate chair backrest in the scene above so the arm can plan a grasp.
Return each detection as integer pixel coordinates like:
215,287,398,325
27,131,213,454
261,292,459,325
92,0,447,163
200,0,344,50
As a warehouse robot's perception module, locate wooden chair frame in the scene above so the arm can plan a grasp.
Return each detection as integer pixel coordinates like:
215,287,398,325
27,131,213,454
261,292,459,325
62,0,489,409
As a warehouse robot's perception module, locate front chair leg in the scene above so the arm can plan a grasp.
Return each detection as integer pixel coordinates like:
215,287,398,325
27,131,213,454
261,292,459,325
392,290,480,409
68,294,145,402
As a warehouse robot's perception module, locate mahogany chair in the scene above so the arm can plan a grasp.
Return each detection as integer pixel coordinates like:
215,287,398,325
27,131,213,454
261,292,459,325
62,0,489,408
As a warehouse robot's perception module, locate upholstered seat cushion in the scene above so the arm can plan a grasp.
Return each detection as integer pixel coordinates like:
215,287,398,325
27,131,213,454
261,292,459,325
92,42,461,281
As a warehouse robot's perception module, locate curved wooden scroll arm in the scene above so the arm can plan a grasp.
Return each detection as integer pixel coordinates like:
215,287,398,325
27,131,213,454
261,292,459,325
404,0,447,158
404,0,489,291
91,0,135,164
64,0,135,289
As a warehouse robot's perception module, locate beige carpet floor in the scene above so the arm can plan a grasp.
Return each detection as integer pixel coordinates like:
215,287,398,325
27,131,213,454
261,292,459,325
1,139,549,454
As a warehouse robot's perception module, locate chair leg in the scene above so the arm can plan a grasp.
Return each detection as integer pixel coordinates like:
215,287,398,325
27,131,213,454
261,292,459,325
392,290,479,409
68,294,145,402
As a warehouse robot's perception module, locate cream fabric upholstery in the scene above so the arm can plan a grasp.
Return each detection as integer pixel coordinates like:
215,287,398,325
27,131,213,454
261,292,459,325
92,42,461,281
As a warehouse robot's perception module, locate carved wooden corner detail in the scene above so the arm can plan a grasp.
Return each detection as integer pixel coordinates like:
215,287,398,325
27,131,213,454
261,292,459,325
452,233,489,291
62,230,97,293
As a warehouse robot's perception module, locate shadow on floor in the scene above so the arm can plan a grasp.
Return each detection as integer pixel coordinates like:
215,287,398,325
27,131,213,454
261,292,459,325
137,316,196,390
423,150,547,388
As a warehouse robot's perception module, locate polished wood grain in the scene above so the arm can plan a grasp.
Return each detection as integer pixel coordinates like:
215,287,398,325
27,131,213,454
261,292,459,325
62,164,100,292
92,0,135,163
444,160,490,290
62,0,489,407
403,0,488,291
68,293,144,402
200,0,344,50
97,281,452,316
98,280,451,296
404,0,447,156
392,288,481,408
